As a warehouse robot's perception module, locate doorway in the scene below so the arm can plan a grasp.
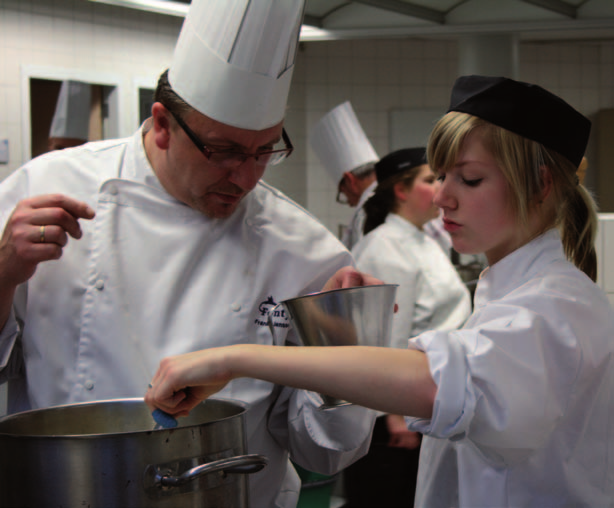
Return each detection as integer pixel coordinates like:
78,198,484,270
29,78,116,158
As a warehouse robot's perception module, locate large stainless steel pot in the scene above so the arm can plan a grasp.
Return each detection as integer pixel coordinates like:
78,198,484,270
0,398,267,508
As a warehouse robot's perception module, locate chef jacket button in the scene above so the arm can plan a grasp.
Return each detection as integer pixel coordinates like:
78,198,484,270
231,302,241,312
107,184,119,195
84,380,94,390
95,279,105,290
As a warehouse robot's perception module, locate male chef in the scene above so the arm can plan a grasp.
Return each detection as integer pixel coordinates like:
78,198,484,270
0,1,375,506
47,80,92,151
310,101,379,250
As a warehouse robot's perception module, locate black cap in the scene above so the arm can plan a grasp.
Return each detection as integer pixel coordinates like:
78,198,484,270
375,147,427,184
448,75,591,167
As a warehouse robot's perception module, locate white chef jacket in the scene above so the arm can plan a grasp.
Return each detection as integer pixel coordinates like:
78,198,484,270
341,180,376,250
352,213,471,348
0,128,375,508
407,229,614,507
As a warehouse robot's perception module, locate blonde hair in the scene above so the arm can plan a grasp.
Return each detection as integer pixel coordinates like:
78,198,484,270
428,112,598,281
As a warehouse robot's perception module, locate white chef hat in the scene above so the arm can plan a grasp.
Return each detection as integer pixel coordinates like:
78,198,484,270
169,0,304,131
49,80,91,140
310,101,379,185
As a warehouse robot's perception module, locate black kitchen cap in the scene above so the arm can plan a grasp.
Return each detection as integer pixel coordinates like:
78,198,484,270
375,147,427,184
448,75,590,167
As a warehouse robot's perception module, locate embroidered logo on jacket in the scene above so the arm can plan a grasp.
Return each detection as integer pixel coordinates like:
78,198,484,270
255,295,289,328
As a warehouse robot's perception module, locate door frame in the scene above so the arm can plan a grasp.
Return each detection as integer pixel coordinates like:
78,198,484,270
20,65,124,161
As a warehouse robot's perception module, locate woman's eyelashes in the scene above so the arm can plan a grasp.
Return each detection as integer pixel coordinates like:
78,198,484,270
462,177,483,187
435,173,482,187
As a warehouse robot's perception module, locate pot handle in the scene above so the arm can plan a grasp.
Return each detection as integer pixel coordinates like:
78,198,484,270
157,454,268,487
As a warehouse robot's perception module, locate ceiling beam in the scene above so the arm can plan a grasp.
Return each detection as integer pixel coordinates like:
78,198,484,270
303,14,323,28
352,0,445,24
519,0,577,19
299,16,614,42
88,0,188,16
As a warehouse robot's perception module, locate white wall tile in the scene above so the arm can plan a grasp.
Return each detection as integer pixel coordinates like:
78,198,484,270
424,59,449,85
560,62,581,87
328,57,353,85
376,85,401,111
375,59,402,85
328,86,352,111
350,84,378,110
401,85,426,109
353,40,378,59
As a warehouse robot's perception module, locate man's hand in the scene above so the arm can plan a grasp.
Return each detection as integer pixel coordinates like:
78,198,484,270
321,266,398,313
321,266,386,291
0,194,95,288
386,413,421,450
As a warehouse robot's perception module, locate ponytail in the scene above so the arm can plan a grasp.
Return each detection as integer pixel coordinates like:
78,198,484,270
560,182,598,281
362,186,395,235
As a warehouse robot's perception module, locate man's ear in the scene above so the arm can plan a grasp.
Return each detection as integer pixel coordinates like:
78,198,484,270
343,171,360,193
151,102,172,150
539,165,553,202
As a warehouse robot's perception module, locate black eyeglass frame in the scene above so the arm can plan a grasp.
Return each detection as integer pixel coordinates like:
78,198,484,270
336,187,349,205
336,175,350,204
168,109,293,167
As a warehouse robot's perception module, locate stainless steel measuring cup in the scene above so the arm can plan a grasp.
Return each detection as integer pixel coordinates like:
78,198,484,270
268,284,398,407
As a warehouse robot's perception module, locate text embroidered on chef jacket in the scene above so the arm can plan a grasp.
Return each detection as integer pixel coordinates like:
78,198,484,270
255,295,289,328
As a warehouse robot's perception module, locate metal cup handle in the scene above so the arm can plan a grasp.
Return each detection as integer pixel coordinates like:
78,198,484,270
153,454,268,488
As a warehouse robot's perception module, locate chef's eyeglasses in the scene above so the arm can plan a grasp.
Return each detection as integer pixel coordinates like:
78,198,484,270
336,176,349,204
169,110,293,169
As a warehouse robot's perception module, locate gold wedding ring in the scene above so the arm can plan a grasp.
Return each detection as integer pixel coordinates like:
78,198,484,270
39,225,46,243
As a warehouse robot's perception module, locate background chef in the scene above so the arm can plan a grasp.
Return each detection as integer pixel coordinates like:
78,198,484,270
47,80,91,151
310,100,379,250
0,1,375,506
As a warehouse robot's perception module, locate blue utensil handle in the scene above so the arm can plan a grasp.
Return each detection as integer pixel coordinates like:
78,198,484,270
152,408,178,428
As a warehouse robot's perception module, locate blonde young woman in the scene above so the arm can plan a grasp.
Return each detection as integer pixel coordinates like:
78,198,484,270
146,76,614,507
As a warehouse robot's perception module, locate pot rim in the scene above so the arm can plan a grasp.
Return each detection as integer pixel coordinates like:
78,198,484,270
0,397,248,439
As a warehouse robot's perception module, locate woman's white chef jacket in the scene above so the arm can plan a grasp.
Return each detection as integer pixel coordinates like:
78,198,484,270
0,128,375,508
407,229,614,507
352,213,471,348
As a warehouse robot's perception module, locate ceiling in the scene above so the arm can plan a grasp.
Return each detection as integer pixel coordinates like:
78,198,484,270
88,0,614,42
302,0,614,42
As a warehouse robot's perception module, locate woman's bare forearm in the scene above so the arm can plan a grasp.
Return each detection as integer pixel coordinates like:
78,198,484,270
226,344,436,418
